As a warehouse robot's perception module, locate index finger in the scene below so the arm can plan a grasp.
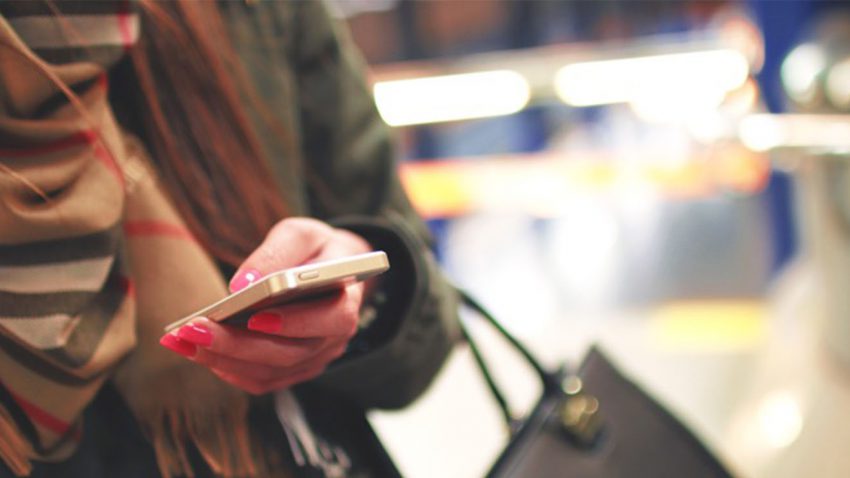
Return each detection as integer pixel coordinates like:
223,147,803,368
230,218,333,292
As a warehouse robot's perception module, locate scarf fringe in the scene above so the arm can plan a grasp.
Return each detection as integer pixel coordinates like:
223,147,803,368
138,379,265,478
0,392,269,478
187,403,257,478
0,407,33,477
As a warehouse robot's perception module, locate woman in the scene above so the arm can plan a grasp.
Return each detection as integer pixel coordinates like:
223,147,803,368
0,1,459,476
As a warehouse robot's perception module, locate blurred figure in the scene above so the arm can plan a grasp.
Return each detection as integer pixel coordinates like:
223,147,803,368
0,1,459,477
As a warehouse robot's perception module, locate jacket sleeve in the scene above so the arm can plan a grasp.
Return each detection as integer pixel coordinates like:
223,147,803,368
287,0,461,410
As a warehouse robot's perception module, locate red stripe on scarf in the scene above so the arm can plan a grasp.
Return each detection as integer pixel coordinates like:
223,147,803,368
123,221,197,243
96,72,108,93
0,128,124,188
93,141,125,188
6,389,73,438
117,14,134,53
118,276,135,298
0,131,95,158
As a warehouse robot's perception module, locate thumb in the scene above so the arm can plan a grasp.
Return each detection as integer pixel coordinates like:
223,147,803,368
229,218,333,292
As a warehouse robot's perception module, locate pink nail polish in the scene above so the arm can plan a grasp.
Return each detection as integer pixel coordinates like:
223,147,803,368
247,312,282,334
177,323,213,347
159,334,197,357
230,268,262,292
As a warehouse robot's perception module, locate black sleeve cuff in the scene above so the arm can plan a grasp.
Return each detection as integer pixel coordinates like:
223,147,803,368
308,213,460,409
328,215,420,358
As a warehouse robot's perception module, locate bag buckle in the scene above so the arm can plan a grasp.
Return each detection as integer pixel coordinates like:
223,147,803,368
558,376,603,448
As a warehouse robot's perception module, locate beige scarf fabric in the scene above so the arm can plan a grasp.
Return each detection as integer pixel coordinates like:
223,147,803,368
0,16,273,477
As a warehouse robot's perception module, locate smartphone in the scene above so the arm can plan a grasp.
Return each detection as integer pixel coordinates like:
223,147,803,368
163,251,389,332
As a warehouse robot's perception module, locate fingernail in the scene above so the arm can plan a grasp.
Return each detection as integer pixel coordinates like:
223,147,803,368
230,268,262,292
159,334,197,357
176,323,213,347
247,312,282,334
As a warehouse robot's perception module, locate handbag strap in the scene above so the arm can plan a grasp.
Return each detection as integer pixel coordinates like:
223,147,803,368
458,290,559,389
457,288,603,445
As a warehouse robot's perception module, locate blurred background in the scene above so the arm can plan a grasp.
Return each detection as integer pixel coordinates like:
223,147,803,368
330,1,850,477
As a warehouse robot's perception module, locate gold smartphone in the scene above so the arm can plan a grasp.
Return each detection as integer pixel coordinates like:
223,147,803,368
164,251,389,332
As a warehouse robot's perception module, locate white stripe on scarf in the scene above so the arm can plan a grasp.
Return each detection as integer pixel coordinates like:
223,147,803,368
7,14,139,49
0,256,114,294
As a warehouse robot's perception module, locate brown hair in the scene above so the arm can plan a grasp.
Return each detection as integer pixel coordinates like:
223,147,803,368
130,1,288,266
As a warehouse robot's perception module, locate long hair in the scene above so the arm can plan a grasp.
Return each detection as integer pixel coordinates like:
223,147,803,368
129,1,289,266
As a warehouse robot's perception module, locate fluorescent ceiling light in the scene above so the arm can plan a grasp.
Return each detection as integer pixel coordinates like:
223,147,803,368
826,58,850,110
554,49,750,108
781,43,827,106
739,114,850,152
373,70,530,127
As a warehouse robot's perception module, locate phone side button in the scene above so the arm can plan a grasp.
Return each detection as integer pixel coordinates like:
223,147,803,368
298,270,320,280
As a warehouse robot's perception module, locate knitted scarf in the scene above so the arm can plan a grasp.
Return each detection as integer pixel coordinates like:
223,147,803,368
0,6,274,477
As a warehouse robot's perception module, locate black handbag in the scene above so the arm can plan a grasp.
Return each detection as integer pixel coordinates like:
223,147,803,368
458,290,735,478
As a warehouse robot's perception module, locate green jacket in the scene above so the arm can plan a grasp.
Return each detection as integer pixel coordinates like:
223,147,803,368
219,0,461,410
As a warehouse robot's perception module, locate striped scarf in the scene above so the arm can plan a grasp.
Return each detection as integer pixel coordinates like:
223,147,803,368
0,3,273,476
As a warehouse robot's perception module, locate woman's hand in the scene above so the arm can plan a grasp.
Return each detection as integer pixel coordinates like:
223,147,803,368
159,217,372,394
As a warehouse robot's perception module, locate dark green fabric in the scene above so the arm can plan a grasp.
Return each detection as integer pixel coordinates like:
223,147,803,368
220,0,461,410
